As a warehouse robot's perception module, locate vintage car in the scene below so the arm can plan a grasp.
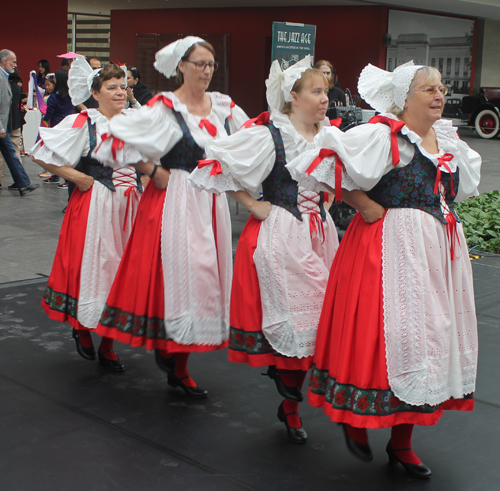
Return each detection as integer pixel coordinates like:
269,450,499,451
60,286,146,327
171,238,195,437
443,87,500,139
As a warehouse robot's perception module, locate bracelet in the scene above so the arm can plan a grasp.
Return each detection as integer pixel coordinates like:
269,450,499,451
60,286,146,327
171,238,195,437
149,164,159,179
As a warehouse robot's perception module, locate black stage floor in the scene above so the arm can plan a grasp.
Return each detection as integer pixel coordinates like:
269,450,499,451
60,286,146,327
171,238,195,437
0,258,499,491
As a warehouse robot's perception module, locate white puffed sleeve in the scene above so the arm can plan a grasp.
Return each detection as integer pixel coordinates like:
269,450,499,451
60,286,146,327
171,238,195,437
95,99,183,168
30,114,90,168
287,123,393,192
189,125,275,194
226,103,249,135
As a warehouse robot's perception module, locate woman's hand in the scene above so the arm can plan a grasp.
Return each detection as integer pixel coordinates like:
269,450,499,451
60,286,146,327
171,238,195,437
126,87,135,102
76,174,94,192
249,200,272,221
359,201,385,223
153,167,170,190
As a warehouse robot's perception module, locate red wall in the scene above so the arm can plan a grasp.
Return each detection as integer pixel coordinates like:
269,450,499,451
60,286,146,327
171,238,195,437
1,0,68,85
110,6,389,116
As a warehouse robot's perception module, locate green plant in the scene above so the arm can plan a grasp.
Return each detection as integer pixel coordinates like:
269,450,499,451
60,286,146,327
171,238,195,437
455,190,500,254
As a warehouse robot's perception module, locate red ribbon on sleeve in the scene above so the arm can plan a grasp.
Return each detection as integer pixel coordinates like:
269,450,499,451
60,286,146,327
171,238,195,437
198,159,223,176
199,119,218,137
330,118,342,128
228,100,235,119
72,112,89,128
96,133,125,160
368,115,405,166
434,153,455,196
146,94,174,109
305,148,345,202
241,111,270,129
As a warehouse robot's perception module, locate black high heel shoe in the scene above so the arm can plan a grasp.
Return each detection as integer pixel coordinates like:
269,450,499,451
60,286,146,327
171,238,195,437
154,349,176,373
277,401,307,444
167,373,208,398
97,349,125,372
262,366,303,402
386,441,432,479
339,423,373,462
72,328,96,360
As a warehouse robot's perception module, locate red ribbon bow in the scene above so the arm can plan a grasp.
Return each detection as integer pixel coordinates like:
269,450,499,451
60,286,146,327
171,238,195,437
330,118,342,128
199,119,218,137
146,94,174,109
306,148,345,202
368,115,405,166
434,153,455,196
72,112,89,128
241,111,270,129
198,159,223,176
96,133,125,160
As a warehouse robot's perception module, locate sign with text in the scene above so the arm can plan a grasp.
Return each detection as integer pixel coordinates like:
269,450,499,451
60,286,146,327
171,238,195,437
271,22,316,70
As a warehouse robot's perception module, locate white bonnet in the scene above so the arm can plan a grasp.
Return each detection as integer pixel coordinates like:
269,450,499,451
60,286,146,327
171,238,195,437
68,56,102,106
154,36,205,78
358,61,424,113
266,55,313,112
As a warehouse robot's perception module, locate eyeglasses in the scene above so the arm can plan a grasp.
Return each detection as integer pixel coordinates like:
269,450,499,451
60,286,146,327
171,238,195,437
419,86,449,96
185,60,219,71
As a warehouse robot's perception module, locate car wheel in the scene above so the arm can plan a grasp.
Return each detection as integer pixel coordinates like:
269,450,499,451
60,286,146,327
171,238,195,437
475,109,500,138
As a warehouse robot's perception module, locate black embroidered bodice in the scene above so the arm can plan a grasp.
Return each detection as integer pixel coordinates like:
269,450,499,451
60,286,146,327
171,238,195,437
261,121,327,222
366,134,460,225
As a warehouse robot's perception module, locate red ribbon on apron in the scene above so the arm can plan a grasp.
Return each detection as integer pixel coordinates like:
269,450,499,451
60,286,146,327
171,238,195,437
198,159,223,176
199,119,217,137
368,115,405,166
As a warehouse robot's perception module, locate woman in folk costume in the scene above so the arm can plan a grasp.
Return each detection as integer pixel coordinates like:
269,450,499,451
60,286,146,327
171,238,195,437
190,56,339,442
31,57,143,371
286,62,481,477
93,37,248,398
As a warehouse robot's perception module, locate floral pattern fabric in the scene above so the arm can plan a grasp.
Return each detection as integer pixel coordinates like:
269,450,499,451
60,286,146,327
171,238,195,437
43,286,78,320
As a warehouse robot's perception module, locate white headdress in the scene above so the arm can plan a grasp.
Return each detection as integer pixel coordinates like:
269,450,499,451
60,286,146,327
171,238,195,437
265,55,313,112
154,36,205,78
358,61,424,113
68,56,102,106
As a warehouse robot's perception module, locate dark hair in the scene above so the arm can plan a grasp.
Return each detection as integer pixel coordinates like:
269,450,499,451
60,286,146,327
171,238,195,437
91,63,125,93
38,59,50,75
88,56,101,64
61,58,70,68
54,69,69,98
128,67,141,81
175,41,215,85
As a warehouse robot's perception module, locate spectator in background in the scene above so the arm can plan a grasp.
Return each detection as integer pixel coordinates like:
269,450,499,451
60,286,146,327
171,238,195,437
315,60,346,112
0,68,26,188
37,73,56,178
75,57,101,112
0,48,38,195
37,59,50,90
61,58,71,71
42,69,74,187
126,67,153,106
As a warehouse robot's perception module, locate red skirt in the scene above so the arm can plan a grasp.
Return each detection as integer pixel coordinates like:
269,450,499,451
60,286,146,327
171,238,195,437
228,216,313,371
308,213,473,428
96,182,227,353
41,188,92,330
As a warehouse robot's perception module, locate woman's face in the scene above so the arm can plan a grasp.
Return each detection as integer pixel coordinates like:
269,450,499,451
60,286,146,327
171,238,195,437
45,80,55,94
404,71,445,124
291,74,329,124
93,77,127,114
318,65,332,83
38,63,45,75
127,70,138,87
178,45,215,91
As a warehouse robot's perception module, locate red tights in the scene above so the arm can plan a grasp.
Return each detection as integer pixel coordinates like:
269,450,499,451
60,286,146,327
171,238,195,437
281,370,307,429
75,329,117,360
158,351,196,387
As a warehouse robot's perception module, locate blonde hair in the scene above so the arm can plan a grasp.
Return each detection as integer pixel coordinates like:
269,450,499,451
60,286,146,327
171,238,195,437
281,68,328,125
387,66,442,117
